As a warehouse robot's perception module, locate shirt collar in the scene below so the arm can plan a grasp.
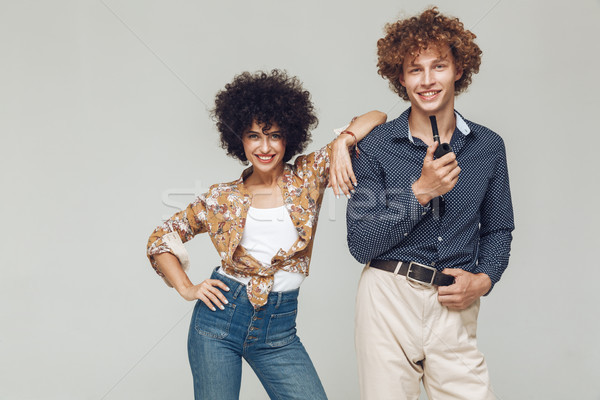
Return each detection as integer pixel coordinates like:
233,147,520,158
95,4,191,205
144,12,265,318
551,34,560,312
400,108,471,143
454,111,471,136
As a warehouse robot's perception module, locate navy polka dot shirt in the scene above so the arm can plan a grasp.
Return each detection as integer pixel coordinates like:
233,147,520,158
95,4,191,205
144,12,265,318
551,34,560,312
347,108,514,290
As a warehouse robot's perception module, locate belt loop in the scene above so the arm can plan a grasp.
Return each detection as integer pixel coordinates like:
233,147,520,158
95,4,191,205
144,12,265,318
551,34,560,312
275,292,282,309
393,261,402,275
233,283,244,299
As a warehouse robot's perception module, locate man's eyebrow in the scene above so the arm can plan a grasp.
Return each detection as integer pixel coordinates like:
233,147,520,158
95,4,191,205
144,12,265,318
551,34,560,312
436,51,452,61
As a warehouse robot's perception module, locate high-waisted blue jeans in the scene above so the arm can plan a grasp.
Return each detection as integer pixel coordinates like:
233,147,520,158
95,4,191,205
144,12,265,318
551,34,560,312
188,268,327,400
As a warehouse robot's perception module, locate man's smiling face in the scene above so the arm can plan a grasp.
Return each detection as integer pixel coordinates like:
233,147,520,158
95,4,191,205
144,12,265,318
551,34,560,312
399,45,463,116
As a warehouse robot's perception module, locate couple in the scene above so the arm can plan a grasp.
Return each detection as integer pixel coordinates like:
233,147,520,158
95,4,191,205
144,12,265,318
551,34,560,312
146,7,514,400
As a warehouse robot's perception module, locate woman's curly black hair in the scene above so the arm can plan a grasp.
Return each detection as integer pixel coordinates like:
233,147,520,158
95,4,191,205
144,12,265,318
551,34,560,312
212,70,318,163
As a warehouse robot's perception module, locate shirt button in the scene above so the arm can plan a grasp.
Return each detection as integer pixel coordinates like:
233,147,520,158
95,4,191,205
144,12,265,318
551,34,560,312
422,212,427,216
438,236,443,242
431,262,436,266
404,233,408,236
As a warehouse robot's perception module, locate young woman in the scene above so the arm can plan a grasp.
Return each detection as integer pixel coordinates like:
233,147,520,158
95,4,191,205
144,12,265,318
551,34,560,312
146,70,386,399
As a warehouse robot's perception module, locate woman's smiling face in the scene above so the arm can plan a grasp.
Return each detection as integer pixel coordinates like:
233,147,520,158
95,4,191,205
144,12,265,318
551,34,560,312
242,121,287,173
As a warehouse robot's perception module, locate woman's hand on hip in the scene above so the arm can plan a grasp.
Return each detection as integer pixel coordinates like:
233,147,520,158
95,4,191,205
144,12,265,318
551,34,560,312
178,279,230,311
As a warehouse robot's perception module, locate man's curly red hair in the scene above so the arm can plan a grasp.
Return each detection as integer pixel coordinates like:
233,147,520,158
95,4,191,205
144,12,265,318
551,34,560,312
377,7,482,100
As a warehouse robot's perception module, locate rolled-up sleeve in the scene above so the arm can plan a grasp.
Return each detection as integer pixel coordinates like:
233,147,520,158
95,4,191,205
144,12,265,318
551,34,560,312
146,194,209,286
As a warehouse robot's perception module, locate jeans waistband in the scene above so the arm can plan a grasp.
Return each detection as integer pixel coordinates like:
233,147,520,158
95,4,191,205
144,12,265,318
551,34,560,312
209,267,299,306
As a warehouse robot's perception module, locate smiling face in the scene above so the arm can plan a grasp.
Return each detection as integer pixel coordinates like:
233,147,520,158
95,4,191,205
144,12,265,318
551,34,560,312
242,120,286,176
399,45,463,117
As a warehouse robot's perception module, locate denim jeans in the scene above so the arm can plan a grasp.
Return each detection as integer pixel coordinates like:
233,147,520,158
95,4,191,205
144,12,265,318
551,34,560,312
188,268,327,400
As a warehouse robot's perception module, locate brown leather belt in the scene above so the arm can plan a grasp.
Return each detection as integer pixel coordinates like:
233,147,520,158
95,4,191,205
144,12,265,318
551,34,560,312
369,259,454,287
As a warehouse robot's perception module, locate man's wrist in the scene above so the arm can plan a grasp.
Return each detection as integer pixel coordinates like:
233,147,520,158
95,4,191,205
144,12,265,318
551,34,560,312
412,180,432,206
475,273,492,296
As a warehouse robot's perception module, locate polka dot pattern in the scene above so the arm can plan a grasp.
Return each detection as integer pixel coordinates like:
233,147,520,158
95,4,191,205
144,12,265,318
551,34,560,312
346,108,514,290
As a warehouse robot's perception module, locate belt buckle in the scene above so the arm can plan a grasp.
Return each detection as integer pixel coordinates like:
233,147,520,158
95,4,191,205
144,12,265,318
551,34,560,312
406,261,436,287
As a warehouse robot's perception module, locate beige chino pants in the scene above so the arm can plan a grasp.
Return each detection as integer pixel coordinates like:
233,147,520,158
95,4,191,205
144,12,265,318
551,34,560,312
355,265,495,400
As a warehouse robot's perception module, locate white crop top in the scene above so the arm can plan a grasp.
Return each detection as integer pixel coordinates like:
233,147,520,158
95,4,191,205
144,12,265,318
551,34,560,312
218,206,305,291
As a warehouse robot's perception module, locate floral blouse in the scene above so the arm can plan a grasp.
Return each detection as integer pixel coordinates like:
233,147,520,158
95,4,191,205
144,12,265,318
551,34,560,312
147,144,332,308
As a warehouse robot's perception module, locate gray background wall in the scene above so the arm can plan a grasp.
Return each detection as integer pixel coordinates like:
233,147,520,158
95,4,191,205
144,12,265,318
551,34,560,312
1,0,599,399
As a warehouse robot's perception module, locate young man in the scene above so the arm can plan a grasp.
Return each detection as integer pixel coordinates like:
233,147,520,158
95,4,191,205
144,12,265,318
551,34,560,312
346,8,514,400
